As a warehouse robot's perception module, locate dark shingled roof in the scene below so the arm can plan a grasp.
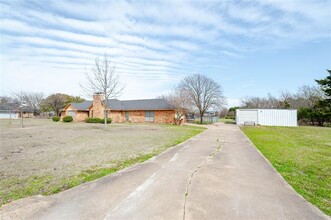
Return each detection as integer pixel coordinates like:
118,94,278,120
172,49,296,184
71,101,92,110
70,99,174,111
0,104,17,111
107,99,123,110
107,99,174,111
0,103,34,112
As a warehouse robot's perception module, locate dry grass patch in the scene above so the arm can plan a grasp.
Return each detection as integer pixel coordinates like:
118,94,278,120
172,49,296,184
0,119,205,205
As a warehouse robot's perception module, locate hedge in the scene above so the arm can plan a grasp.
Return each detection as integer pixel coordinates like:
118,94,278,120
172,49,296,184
63,116,73,122
85,117,111,124
52,116,60,122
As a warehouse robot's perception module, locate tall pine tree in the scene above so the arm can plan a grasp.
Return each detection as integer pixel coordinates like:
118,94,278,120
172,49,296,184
315,69,331,105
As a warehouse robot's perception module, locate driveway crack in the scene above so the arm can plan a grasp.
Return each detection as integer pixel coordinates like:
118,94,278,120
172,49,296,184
182,141,223,220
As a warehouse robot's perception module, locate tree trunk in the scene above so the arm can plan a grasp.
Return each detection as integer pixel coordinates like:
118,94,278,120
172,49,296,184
200,112,203,124
104,109,107,129
310,116,314,126
20,110,23,128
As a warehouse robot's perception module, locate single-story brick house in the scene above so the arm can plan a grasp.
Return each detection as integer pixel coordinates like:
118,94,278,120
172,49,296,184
61,93,177,123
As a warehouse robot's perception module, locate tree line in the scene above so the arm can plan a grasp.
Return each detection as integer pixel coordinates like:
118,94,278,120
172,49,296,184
0,92,85,116
162,74,226,124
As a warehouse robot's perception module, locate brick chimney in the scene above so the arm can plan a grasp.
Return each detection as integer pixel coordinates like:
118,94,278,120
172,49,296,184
92,93,105,118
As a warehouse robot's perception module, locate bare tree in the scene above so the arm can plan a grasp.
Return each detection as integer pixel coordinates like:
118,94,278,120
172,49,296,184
241,96,262,108
164,86,192,125
280,90,294,109
41,93,67,116
242,94,283,109
218,107,229,118
179,74,226,124
295,85,323,108
11,92,28,128
81,53,123,128
23,92,44,115
0,96,13,105
41,93,85,116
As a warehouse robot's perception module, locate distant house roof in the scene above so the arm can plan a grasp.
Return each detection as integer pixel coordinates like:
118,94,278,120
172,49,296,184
0,104,16,111
70,101,92,110
0,103,34,112
107,99,174,111
68,99,174,111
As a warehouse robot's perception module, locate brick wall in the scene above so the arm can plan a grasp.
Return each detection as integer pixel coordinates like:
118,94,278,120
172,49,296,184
61,105,89,122
75,111,89,122
92,93,105,118
109,110,124,123
126,110,145,123
155,110,175,123
116,110,175,124
21,112,34,118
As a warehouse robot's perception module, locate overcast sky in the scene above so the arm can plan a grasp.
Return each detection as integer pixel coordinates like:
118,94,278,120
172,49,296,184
1,0,330,106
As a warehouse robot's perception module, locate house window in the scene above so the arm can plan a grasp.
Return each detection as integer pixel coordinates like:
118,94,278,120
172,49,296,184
125,111,129,121
67,110,75,117
145,111,154,122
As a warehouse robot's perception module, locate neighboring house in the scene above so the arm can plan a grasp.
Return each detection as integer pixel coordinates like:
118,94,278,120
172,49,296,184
0,104,34,119
61,93,176,123
0,104,19,119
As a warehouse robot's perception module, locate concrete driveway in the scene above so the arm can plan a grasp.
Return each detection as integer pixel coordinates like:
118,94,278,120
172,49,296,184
1,123,328,220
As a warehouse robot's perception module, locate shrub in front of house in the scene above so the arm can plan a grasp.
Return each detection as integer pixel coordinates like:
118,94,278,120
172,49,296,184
85,117,100,123
85,117,111,124
52,116,60,122
63,116,73,122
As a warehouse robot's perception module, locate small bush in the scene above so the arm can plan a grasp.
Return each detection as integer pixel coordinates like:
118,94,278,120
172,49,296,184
63,116,73,122
85,117,111,124
225,115,235,120
52,116,60,122
85,117,99,123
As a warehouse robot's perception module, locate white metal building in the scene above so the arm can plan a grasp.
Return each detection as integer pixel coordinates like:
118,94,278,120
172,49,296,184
236,109,297,127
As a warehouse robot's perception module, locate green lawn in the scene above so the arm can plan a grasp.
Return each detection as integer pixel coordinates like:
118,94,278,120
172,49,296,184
241,126,331,216
218,118,235,123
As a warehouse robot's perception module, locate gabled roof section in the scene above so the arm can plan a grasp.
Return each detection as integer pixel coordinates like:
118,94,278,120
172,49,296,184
114,99,174,111
0,103,34,112
71,101,92,111
0,103,18,111
107,99,122,110
68,99,174,111
105,98,174,111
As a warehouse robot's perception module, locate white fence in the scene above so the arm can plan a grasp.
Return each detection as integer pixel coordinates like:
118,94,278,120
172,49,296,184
236,109,297,127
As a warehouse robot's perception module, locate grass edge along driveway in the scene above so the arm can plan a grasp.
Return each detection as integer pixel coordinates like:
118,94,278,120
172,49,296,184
241,126,331,216
0,124,206,206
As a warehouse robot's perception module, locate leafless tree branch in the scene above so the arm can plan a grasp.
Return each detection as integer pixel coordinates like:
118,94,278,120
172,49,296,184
81,53,124,128
179,74,226,123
